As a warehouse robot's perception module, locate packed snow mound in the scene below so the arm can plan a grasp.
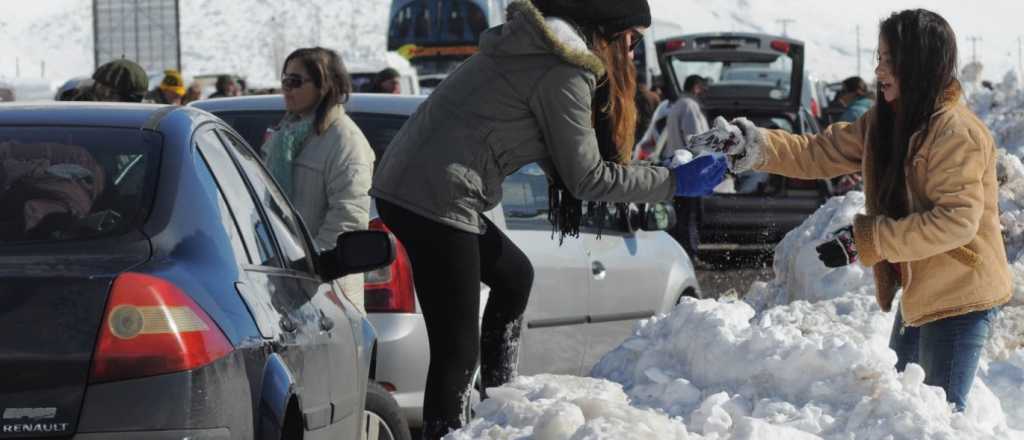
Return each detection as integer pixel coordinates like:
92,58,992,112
744,191,874,312
445,374,692,440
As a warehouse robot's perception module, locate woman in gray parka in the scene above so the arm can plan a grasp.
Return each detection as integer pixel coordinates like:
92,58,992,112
263,47,375,310
371,1,726,437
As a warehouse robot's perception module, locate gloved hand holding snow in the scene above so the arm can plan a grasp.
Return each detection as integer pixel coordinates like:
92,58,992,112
665,149,694,168
672,154,727,197
687,116,744,155
727,117,764,173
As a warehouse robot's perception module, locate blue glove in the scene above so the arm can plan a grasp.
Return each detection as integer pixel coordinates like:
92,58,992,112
672,155,727,197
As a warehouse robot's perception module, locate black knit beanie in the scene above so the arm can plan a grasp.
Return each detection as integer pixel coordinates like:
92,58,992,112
532,0,651,37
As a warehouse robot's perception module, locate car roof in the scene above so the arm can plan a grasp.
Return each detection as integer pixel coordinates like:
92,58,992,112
190,93,426,116
0,102,184,129
658,32,803,45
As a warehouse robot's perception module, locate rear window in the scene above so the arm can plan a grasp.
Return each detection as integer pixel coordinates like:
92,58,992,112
0,127,159,243
671,58,795,101
212,110,408,162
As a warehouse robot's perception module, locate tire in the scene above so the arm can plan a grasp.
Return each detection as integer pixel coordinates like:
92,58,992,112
364,382,412,440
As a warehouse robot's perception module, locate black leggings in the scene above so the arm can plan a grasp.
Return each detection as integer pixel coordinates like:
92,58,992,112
376,199,534,440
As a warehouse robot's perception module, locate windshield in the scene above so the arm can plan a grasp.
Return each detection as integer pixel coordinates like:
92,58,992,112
388,0,489,49
671,56,795,101
0,127,159,243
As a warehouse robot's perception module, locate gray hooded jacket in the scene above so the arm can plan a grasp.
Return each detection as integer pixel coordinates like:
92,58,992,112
371,0,675,234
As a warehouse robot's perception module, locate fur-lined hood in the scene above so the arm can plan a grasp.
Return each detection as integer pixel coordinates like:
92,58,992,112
478,0,605,77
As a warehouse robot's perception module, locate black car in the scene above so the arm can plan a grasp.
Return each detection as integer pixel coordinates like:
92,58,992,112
655,33,840,256
0,102,398,439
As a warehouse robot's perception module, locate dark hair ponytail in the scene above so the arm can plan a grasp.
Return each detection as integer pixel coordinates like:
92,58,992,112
282,47,353,135
872,9,959,218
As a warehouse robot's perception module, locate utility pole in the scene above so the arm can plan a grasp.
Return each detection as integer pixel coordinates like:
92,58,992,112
856,25,861,78
967,36,983,64
776,18,794,37
1018,36,1022,86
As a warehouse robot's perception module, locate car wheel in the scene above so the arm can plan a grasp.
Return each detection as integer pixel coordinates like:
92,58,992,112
364,382,412,440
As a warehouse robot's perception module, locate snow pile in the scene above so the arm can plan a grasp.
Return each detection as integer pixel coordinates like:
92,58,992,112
744,192,875,312
451,293,1023,439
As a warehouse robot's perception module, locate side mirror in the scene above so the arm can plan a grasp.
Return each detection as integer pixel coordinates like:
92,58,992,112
635,202,677,231
318,230,396,280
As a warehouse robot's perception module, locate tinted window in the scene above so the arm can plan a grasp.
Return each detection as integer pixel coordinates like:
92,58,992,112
195,129,280,267
0,127,158,243
348,113,408,159
193,152,250,264
212,111,283,154
388,0,488,49
217,130,316,274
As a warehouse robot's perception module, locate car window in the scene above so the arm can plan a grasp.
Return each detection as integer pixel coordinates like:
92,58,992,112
195,129,281,267
217,129,316,274
349,112,408,160
211,111,283,153
0,126,159,244
193,152,250,264
501,163,551,230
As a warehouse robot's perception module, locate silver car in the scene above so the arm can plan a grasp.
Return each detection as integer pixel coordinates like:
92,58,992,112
192,94,701,428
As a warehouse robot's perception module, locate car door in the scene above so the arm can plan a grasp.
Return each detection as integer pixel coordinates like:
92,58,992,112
501,163,590,375
193,127,336,438
578,207,673,373
216,128,364,437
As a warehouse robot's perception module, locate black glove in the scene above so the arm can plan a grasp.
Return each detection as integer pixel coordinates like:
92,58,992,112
816,225,857,268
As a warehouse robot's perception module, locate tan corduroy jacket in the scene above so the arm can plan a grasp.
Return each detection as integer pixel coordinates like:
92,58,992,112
755,90,1011,326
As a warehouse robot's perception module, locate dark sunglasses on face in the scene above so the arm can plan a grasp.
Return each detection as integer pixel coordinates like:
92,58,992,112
281,74,313,90
622,29,644,52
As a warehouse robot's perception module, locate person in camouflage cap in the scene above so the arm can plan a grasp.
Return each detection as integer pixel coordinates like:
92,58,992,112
73,59,148,102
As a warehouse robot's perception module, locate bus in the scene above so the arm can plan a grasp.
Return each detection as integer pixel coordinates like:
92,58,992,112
388,0,512,76
388,0,681,90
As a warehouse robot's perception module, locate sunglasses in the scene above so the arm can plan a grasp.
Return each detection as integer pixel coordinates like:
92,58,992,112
621,29,644,52
281,74,313,90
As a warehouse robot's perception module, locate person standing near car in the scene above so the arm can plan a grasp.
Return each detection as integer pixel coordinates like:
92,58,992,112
663,74,711,257
143,69,186,105
261,47,375,311
371,1,726,438
370,68,402,94
72,59,148,103
209,74,241,98
703,9,1010,411
836,76,873,123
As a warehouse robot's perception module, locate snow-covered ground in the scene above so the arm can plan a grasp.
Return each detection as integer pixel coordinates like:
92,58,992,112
446,77,1024,439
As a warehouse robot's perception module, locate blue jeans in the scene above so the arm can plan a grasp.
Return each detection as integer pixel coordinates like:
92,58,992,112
889,306,998,411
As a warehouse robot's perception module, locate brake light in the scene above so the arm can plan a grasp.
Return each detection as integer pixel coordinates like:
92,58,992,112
90,273,233,383
810,98,820,118
770,40,791,54
666,39,686,52
364,218,416,313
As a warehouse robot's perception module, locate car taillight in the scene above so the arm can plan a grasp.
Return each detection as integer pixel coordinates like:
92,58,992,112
666,39,686,52
810,98,820,118
89,272,233,383
364,218,416,314
770,40,791,54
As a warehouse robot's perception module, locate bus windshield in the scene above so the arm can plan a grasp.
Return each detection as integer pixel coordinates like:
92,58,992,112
388,0,489,49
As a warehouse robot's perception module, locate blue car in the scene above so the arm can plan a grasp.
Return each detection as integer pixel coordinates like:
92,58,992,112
0,102,401,439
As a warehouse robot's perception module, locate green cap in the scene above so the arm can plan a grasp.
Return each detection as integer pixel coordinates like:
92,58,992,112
92,59,149,98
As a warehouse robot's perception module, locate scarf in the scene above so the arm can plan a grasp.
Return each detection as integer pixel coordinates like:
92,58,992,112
548,80,622,243
263,114,314,197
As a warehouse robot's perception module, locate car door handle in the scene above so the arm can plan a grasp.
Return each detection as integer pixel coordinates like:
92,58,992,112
279,316,298,333
592,261,607,280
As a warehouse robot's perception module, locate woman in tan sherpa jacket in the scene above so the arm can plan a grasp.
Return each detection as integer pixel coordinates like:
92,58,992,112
703,9,1010,411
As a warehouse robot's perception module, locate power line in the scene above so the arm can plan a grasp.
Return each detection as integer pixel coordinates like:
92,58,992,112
776,18,794,37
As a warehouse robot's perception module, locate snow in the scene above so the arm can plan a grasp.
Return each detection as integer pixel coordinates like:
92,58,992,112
447,76,1024,439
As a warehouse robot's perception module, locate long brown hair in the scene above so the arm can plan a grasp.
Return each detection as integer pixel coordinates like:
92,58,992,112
871,10,959,218
591,33,638,163
282,47,353,135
